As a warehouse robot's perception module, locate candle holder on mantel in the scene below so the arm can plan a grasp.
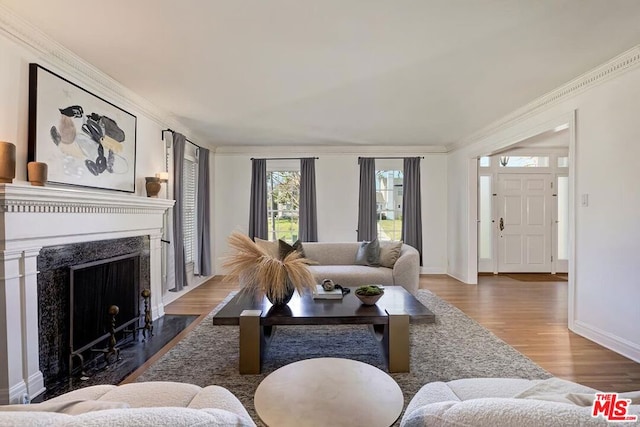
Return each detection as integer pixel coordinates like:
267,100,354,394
0,141,16,184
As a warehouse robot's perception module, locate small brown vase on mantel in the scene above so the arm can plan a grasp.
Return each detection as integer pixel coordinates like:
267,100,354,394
27,161,48,186
0,141,16,184
145,176,161,198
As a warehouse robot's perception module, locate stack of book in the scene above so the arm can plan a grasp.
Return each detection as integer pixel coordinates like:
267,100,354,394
313,284,343,300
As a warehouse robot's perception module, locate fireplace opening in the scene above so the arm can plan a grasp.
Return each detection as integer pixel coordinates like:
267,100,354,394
69,253,141,375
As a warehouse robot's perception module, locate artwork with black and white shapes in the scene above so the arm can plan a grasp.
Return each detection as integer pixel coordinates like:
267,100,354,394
29,64,137,193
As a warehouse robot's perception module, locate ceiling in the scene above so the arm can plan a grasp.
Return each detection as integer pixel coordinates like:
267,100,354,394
3,0,640,149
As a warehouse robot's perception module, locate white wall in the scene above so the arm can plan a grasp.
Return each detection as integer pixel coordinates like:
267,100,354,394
0,33,164,194
447,64,640,362
213,151,448,274
0,30,215,304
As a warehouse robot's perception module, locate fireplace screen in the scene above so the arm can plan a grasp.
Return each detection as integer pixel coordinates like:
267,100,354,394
70,253,140,359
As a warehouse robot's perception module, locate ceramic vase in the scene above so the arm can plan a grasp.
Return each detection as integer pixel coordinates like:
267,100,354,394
0,141,16,184
265,279,295,306
27,161,48,186
145,177,161,198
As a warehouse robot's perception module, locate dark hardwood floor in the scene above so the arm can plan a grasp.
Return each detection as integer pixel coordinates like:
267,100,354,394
123,274,640,392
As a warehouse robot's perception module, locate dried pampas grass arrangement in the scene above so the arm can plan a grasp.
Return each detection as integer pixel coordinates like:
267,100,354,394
222,231,316,303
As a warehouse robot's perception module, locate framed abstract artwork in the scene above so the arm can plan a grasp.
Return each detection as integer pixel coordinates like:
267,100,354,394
28,63,137,192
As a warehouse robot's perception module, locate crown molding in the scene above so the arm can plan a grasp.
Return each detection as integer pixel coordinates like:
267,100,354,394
447,45,640,152
0,4,202,143
215,144,447,156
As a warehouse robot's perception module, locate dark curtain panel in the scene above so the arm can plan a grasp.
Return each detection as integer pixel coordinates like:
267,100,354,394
249,159,267,240
195,147,212,276
170,133,188,292
402,157,423,265
357,157,377,241
299,158,318,242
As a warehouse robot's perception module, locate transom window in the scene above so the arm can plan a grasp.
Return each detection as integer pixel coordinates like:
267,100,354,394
498,156,549,167
267,170,300,243
376,170,403,241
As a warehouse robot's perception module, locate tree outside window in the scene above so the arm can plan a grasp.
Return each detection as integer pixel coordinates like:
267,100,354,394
267,171,300,242
376,170,403,241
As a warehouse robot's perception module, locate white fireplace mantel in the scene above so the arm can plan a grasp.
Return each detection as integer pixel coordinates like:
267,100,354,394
0,183,174,404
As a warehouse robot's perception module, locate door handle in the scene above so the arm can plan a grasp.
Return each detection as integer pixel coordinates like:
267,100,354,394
499,218,504,231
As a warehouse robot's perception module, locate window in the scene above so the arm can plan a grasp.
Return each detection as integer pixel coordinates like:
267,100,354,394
479,156,491,167
557,156,569,167
376,170,403,241
557,176,569,260
267,170,300,242
183,148,198,264
499,156,549,167
478,175,492,259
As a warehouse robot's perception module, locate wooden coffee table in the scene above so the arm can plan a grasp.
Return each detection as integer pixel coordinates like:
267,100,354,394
254,357,404,427
212,286,435,374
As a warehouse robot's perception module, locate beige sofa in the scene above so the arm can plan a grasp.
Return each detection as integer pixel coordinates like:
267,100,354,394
0,382,255,426
302,242,420,294
401,377,640,426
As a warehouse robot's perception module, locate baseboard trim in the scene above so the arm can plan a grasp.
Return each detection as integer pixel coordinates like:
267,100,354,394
27,371,45,400
446,270,472,284
420,267,446,274
1,380,27,404
572,320,640,363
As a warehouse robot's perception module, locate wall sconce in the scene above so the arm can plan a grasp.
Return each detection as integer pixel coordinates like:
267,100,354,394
155,172,169,183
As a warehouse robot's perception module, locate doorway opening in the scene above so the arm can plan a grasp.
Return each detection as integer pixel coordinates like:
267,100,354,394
477,128,570,275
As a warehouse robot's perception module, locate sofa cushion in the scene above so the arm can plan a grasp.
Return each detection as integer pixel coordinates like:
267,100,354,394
68,407,253,427
302,243,361,265
354,239,381,266
446,378,544,401
379,240,403,268
513,377,601,405
0,400,129,415
0,411,68,425
0,407,255,427
309,265,393,287
4,382,257,427
400,398,616,427
77,382,204,408
46,385,117,402
188,385,255,420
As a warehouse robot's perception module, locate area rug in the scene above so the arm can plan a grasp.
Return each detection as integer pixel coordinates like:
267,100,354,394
136,290,551,424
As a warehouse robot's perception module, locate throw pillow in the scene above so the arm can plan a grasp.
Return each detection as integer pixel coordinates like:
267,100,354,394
278,239,306,260
354,239,381,267
254,238,279,259
379,241,403,268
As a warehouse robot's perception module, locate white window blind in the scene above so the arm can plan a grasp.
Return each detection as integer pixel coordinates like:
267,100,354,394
183,157,197,264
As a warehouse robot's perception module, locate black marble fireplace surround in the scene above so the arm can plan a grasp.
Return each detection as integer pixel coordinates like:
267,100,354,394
37,236,150,388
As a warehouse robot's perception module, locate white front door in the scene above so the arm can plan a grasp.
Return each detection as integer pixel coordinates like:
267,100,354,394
497,173,552,272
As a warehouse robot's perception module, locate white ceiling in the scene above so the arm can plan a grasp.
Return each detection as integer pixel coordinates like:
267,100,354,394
3,0,640,148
